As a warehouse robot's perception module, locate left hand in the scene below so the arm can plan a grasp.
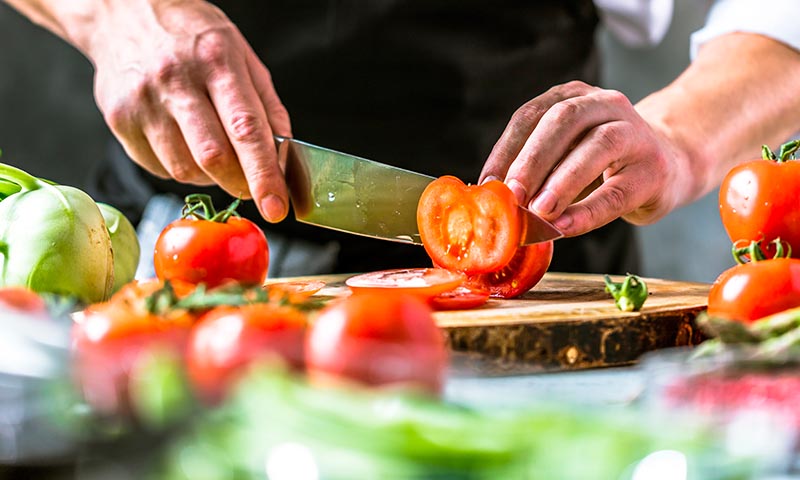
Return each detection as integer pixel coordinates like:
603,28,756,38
479,80,690,237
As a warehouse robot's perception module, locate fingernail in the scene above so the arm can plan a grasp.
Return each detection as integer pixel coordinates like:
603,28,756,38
554,214,573,232
481,175,501,185
260,194,286,222
507,179,528,205
531,189,557,216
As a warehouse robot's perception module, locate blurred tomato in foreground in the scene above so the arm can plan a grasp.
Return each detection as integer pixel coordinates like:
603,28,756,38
0,286,48,315
186,304,308,404
306,292,448,394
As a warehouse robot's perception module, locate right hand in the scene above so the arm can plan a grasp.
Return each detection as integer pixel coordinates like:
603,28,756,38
87,0,291,222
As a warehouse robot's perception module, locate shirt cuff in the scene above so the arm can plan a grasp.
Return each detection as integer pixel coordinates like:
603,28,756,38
691,0,800,59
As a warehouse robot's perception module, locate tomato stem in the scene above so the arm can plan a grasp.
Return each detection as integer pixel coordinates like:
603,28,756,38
603,274,648,312
762,140,800,163
181,193,242,223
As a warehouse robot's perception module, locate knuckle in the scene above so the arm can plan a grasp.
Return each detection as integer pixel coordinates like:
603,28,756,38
195,30,231,68
599,183,628,215
153,56,188,87
593,124,625,156
228,111,263,143
511,102,542,126
603,89,632,108
195,143,228,171
549,100,581,123
167,162,201,183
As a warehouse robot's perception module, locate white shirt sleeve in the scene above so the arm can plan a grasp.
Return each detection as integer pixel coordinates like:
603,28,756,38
594,0,675,48
691,0,800,58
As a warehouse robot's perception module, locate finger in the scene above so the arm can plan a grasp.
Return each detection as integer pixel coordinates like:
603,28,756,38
113,129,171,179
143,118,213,185
529,120,633,219
207,67,288,223
479,81,596,186
504,88,631,206
247,48,292,138
168,92,248,197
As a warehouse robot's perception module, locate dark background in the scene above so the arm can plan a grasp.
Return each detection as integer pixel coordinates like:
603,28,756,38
0,1,730,282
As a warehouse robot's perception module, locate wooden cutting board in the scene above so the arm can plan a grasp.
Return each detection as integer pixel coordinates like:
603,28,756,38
270,272,710,375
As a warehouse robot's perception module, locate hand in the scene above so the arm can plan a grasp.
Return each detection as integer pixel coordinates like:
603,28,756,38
87,0,291,222
480,81,690,237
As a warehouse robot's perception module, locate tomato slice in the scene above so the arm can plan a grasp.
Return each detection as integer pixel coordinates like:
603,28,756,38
417,176,521,274
428,286,490,311
345,268,464,298
467,241,553,298
265,280,327,303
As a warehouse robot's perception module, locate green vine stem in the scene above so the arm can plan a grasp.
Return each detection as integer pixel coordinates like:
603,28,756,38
762,139,800,163
732,238,790,265
181,193,241,222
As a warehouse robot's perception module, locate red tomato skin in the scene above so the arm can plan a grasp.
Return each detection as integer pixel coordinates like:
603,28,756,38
467,241,553,298
305,292,447,394
154,217,269,288
0,286,48,314
707,258,800,323
428,287,490,311
417,176,521,275
185,304,307,404
720,160,800,256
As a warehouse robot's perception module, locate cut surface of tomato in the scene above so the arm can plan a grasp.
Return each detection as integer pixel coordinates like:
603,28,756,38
345,268,464,298
428,286,490,311
417,176,521,274
467,241,553,298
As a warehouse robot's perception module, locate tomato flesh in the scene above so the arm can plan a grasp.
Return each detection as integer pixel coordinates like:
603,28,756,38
467,241,553,298
154,216,269,288
305,292,447,394
417,176,521,274
429,287,490,311
707,258,800,323
345,268,464,299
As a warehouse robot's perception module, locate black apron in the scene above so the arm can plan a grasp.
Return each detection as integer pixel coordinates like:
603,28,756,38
89,0,640,275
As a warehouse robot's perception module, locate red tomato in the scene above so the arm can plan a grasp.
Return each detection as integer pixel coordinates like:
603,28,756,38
345,268,464,299
707,258,800,323
719,152,800,257
466,242,553,298
0,286,48,315
186,304,307,404
305,292,447,394
72,295,193,416
154,216,269,288
417,176,521,274
428,287,490,311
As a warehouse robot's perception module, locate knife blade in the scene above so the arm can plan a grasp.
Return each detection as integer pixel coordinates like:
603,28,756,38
275,136,563,245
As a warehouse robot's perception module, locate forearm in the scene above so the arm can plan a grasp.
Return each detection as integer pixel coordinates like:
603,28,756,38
636,32,800,206
3,0,100,54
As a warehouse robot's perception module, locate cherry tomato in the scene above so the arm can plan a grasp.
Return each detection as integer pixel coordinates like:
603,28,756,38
428,286,490,311
707,257,800,323
72,289,194,416
186,304,307,404
154,194,269,288
466,242,553,298
305,292,447,394
719,142,800,257
345,268,464,299
417,176,521,274
0,286,48,314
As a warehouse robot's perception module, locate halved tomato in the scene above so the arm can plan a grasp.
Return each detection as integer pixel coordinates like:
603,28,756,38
429,287,490,311
345,268,464,299
417,176,521,274
467,242,553,298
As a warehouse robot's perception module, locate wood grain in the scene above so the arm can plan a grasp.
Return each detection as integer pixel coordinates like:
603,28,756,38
267,272,710,375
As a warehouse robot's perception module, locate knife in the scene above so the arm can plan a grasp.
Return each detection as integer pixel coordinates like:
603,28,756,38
275,136,563,245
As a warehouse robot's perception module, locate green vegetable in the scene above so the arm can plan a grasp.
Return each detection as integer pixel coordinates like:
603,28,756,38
0,162,114,303
98,203,140,293
604,274,648,312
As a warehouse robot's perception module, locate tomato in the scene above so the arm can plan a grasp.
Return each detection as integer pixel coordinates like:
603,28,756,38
186,304,307,404
428,286,490,311
466,242,553,298
265,280,326,303
417,176,521,274
305,292,447,394
72,291,194,416
154,194,269,288
719,142,800,257
707,257,800,323
345,268,464,299
0,286,48,315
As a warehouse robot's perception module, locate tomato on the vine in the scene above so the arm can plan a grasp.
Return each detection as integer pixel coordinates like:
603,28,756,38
417,176,521,274
186,304,307,404
466,242,553,298
708,240,800,323
305,292,447,394
719,140,800,257
154,194,269,288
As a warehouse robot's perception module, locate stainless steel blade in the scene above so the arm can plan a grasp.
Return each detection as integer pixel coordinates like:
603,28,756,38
277,136,433,244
